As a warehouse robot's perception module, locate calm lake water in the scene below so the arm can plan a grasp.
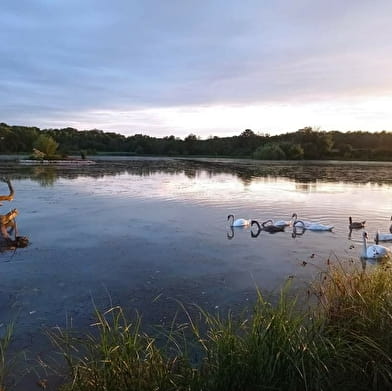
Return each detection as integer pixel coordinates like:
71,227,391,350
1,157,392,386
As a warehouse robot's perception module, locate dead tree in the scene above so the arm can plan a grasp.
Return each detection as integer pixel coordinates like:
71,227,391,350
0,177,14,204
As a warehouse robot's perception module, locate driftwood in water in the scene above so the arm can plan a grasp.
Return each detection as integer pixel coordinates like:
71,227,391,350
0,178,14,202
0,208,18,240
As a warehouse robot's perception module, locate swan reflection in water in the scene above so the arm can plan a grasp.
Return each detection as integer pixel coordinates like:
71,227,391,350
227,226,234,240
226,224,251,240
250,220,286,238
292,225,306,239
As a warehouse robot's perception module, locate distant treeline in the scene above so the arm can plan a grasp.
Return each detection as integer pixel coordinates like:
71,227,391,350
0,122,391,160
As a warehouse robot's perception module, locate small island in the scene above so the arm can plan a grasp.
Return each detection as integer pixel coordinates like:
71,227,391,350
17,134,96,165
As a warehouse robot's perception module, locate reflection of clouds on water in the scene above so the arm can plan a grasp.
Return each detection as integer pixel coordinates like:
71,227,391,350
0,160,391,225
1,159,392,188
0,159,392,239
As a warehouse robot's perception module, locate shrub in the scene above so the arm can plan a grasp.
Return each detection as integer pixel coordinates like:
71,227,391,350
253,143,286,160
33,134,59,157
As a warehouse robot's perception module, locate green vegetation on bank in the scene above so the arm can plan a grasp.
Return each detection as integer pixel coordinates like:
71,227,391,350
1,123,392,160
0,322,15,391
0,262,387,390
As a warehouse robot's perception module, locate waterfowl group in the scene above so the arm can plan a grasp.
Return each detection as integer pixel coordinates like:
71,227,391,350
228,212,392,261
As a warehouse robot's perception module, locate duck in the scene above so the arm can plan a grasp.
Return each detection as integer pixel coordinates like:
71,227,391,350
349,217,366,229
252,220,284,233
362,231,391,260
292,213,333,231
227,214,251,227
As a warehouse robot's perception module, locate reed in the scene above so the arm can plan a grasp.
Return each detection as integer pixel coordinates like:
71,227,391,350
45,263,392,390
316,262,392,389
0,322,14,391
48,306,197,391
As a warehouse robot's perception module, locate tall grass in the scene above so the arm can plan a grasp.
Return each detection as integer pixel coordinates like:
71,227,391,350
188,289,336,391
49,262,392,391
48,307,197,391
0,323,14,391
317,262,392,389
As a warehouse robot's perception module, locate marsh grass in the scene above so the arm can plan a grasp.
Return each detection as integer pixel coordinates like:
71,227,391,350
0,323,14,391
48,307,198,391
316,262,392,389
48,262,392,391
186,288,336,391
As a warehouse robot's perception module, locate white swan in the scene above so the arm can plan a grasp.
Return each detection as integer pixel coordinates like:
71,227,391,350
291,213,312,226
375,231,392,243
362,231,391,259
373,217,392,243
292,213,333,231
227,214,250,227
272,217,292,227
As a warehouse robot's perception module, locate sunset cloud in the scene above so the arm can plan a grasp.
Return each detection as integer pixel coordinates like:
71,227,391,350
1,0,391,136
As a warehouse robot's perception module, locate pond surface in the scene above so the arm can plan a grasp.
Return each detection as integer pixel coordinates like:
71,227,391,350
0,157,392,387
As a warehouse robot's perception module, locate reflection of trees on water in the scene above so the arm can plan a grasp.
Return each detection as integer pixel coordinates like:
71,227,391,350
295,183,318,192
0,158,392,187
33,167,58,187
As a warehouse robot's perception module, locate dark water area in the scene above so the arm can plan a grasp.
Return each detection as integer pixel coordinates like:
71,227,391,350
0,157,391,388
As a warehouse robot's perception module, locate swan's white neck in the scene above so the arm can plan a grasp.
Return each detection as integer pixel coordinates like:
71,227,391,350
291,214,297,224
362,235,368,257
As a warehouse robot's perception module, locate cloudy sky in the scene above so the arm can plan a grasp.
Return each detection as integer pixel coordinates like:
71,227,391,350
1,0,392,138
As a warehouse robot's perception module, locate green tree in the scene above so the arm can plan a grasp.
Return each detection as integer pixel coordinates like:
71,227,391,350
280,142,304,160
338,143,353,158
253,143,286,160
33,134,59,157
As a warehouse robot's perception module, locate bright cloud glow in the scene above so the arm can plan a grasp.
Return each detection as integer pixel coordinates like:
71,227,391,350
1,0,392,136
44,95,392,138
